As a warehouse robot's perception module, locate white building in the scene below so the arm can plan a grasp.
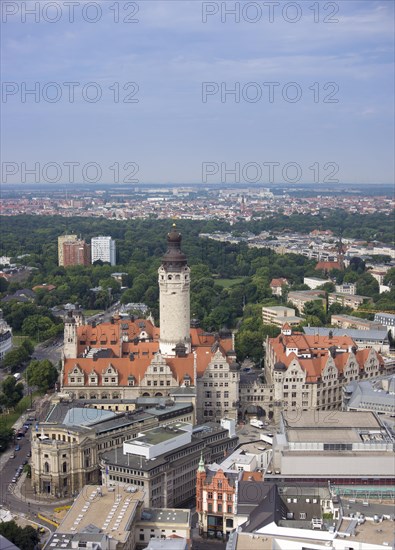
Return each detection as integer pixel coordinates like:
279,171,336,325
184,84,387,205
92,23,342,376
262,306,303,327
374,312,395,338
91,236,116,266
0,311,12,361
304,277,331,290
270,411,395,482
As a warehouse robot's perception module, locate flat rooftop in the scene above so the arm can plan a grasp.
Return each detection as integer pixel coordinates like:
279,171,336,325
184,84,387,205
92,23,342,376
126,423,190,447
139,508,190,525
58,485,142,542
283,410,382,430
287,428,367,444
339,517,395,547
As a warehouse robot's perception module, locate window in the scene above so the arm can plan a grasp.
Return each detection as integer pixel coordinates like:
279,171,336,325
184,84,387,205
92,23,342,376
300,512,306,520
227,505,232,513
218,493,222,500
217,504,222,512
208,492,213,499
208,503,212,512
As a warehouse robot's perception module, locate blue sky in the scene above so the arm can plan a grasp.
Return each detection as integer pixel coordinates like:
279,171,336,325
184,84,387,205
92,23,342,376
1,0,394,184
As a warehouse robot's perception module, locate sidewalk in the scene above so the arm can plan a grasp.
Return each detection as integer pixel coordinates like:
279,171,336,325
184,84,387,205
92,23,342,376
13,473,73,507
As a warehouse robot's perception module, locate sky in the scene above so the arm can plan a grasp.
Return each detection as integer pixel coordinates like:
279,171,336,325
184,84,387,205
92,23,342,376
1,0,394,185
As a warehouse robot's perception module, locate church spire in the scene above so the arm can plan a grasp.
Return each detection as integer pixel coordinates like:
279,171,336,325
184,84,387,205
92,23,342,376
198,452,205,473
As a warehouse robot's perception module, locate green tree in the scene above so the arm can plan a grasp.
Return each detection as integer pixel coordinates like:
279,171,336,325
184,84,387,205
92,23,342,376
2,347,29,372
0,425,14,452
21,338,34,356
0,521,40,550
356,273,379,297
0,277,9,293
21,314,55,341
25,359,58,392
303,300,326,324
0,376,24,409
235,330,263,363
384,268,395,287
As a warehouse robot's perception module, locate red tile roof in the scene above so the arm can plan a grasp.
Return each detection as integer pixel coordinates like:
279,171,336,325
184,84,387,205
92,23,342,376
64,317,235,387
315,261,342,271
268,332,381,382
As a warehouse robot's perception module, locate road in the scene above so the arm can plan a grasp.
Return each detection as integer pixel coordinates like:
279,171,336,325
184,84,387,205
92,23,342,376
0,396,66,533
31,336,63,365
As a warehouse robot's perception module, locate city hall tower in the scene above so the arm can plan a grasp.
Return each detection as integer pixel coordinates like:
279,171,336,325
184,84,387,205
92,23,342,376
158,225,191,356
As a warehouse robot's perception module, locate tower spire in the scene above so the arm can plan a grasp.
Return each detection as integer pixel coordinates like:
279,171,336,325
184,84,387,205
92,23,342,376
198,452,205,473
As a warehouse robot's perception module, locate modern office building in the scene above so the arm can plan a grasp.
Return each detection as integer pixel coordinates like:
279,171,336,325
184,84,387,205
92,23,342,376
269,410,395,484
100,421,238,508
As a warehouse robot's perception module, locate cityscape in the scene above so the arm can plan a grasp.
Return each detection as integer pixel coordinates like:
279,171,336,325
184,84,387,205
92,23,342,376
1,1,395,550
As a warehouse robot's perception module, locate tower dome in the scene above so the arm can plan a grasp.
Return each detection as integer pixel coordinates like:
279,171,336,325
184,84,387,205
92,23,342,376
161,224,187,270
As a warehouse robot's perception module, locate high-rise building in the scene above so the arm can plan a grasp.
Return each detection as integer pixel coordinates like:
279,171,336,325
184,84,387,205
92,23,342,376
63,240,90,267
158,225,191,356
91,236,116,266
58,234,77,266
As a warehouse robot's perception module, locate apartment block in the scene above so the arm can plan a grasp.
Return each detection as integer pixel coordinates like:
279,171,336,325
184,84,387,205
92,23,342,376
328,293,373,310
63,239,90,267
91,235,116,266
287,290,326,313
262,306,303,327
58,234,77,266
331,314,382,331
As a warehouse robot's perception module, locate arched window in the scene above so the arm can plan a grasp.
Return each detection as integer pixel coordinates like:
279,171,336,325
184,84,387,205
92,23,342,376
62,462,67,473
44,462,50,473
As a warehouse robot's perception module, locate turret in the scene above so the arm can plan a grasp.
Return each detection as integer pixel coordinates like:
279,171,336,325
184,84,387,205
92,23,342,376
196,452,206,514
63,311,78,358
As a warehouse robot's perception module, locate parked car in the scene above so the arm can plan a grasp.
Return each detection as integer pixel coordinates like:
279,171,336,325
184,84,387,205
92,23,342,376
9,453,15,459
11,477,17,483
15,445,21,451
26,451,31,457
22,459,28,465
